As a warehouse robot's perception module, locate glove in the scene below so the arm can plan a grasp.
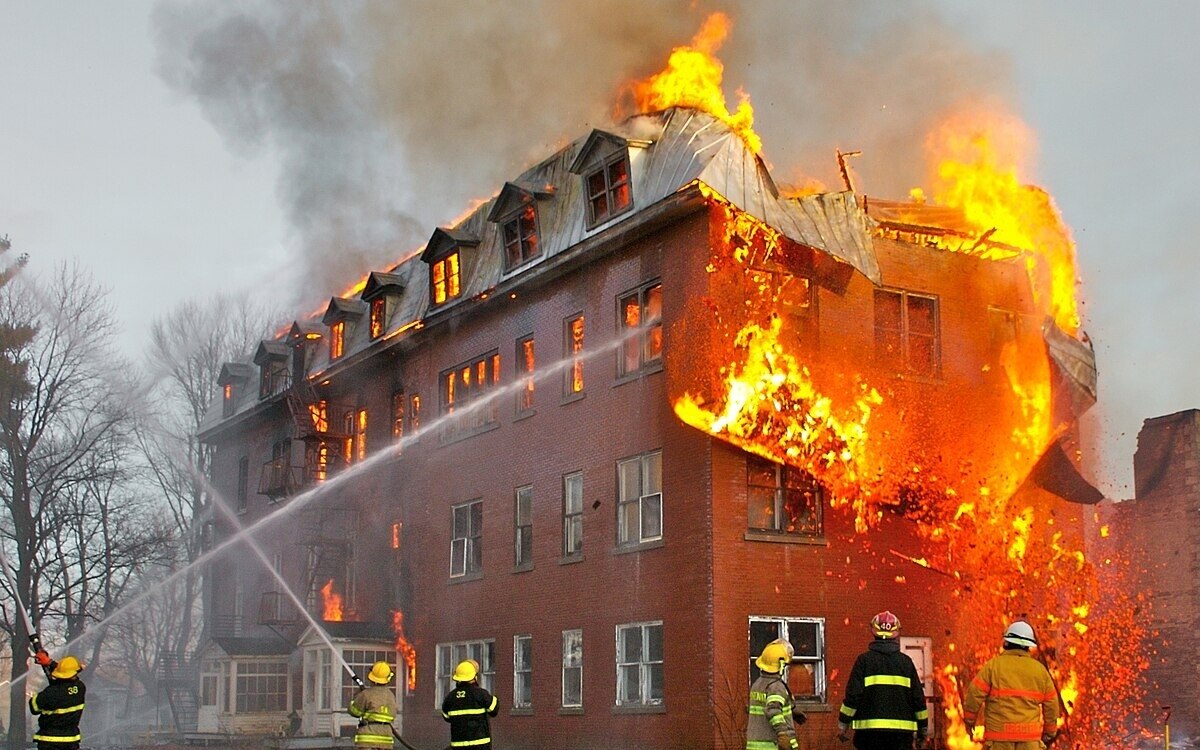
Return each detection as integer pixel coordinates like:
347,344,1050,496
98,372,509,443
1042,731,1057,746
916,730,931,749
791,705,807,725
837,724,850,743
774,735,792,750
34,650,51,667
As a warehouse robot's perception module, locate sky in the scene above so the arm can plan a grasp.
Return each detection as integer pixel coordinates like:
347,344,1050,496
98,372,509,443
2,1,1197,499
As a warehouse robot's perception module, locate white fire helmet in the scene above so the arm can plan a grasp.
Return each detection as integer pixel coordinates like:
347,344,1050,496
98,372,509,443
1003,620,1038,649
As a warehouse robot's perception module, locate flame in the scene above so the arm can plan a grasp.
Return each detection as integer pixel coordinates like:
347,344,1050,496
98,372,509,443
391,610,418,692
924,105,1081,335
320,579,343,622
630,12,761,154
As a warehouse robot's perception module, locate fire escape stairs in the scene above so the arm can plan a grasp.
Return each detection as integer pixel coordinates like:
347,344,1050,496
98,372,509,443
158,653,199,734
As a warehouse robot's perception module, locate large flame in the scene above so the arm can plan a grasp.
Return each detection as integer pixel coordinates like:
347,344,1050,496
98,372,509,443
320,579,343,622
391,610,418,692
630,12,761,154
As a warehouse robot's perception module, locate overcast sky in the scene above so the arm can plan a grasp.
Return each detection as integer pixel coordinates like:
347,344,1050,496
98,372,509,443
2,1,1196,498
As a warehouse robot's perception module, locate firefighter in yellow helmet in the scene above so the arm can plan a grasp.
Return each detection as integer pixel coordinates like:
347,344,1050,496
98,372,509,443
746,639,803,750
29,652,86,749
962,621,1060,749
441,659,499,749
348,660,399,748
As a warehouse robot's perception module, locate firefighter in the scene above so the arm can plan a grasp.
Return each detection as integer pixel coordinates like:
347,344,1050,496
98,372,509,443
837,611,929,750
29,651,86,749
348,660,399,748
961,621,1060,749
441,659,499,749
746,639,803,750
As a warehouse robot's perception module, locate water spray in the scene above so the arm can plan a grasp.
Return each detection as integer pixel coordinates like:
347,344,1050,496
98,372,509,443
0,541,42,661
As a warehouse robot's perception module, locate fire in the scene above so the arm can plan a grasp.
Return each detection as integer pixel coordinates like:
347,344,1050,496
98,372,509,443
630,12,762,154
391,610,418,692
924,105,1081,336
320,579,343,622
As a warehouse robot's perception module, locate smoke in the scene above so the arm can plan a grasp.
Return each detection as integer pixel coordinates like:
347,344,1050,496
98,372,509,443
152,0,1013,307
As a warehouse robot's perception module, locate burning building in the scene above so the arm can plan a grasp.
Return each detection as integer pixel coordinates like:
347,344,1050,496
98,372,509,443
192,96,1115,749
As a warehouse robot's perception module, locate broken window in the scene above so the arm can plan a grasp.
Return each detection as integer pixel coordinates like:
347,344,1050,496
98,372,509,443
561,629,583,709
748,616,826,703
517,335,535,413
431,251,461,306
391,390,404,445
502,204,541,271
564,314,585,396
369,297,386,339
437,639,494,707
329,320,345,360
616,621,663,706
514,485,533,569
874,288,940,377
450,499,483,578
259,358,289,399
618,282,663,377
746,456,823,537
585,152,632,227
563,471,583,558
617,450,662,547
513,634,533,709
440,351,501,441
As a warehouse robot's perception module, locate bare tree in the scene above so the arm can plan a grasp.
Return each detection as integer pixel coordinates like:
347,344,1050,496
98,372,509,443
0,260,151,749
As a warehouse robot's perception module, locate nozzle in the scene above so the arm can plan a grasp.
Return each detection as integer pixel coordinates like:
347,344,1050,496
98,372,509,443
29,633,42,652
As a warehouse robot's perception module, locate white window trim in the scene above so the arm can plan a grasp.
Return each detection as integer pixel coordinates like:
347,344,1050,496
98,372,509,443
615,621,664,706
562,629,583,709
617,451,663,547
513,634,533,709
748,615,827,704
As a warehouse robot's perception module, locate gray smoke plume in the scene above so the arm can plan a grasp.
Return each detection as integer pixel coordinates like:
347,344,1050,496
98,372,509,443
152,0,1010,307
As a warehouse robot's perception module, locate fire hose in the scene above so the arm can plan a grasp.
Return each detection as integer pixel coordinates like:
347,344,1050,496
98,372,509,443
0,543,48,674
342,672,433,750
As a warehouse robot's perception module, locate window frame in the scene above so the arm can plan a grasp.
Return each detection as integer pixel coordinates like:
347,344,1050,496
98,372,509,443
440,351,502,442
234,659,290,714
450,499,483,579
236,457,249,513
563,313,585,397
391,390,405,445
562,629,583,709
746,456,824,538
616,450,663,548
436,640,495,708
500,203,541,272
513,634,533,709
430,251,462,306
514,485,533,570
563,471,583,558
617,281,663,378
222,383,235,417
341,648,396,708
516,334,536,414
585,151,633,227
369,296,387,340
747,615,827,705
329,320,346,361
873,288,941,378
615,621,663,707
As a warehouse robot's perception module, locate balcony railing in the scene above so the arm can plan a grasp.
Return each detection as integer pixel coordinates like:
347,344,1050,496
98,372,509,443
259,459,306,499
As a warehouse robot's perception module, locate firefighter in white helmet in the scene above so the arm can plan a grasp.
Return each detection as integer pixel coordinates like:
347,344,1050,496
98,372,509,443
746,639,804,750
962,621,1060,749
348,660,399,748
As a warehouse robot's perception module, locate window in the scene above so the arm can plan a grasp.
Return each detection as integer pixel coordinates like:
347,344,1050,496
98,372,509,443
222,383,235,417
440,352,501,441
874,289,939,377
391,391,405,444
259,359,289,399
585,152,632,226
563,472,583,557
616,622,663,706
562,629,583,708
262,439,292,497
303,648,334,712
329,320,345,360
617,451,662,547
235,660,289,713
451,500,483,578
517,336,535,413
502,204,540,270
748,616,826,703
236,457,249,513
437,640,495,706
352,409,367,462
988,306,1018,350
514,635,533,709
564,314,585,396
431,252,461,305
370,297,386,339
747,456,823,537
618,282,663,376
342,649,395,707
515,486,533,568
410,394,421,434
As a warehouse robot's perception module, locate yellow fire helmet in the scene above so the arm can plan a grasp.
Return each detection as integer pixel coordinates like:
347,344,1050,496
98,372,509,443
754,640,793,674
51,655,82,679
367,661,394,685
452,659,479,682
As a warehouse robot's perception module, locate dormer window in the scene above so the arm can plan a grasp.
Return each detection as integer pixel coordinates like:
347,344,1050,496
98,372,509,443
501,204,540,270
569,129,636,230
585,152,631,226
369,297,386,339
217,362,253,418
253,342,290,399
222,383,234,417
330,320,345,360
431,252,461,305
